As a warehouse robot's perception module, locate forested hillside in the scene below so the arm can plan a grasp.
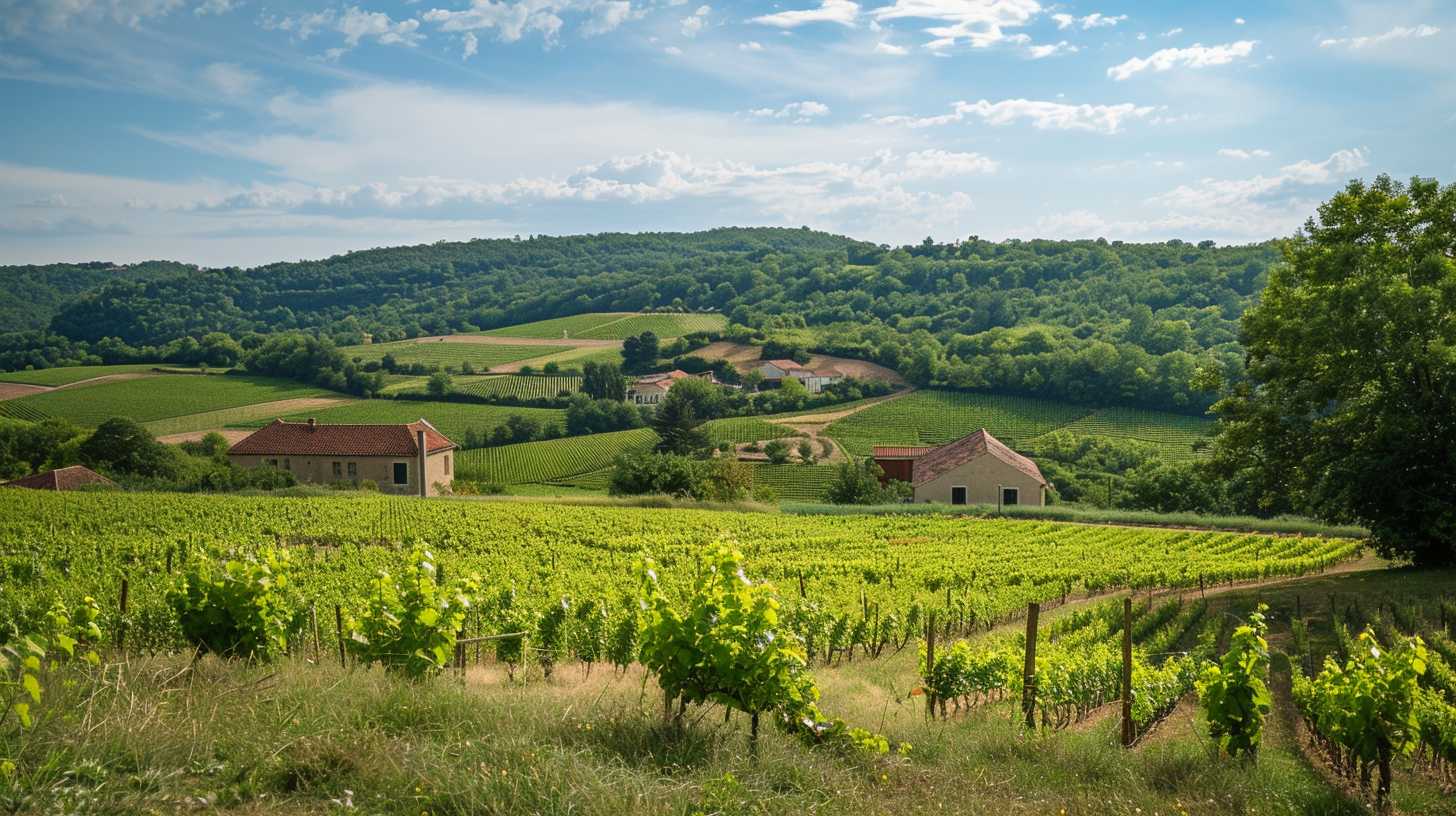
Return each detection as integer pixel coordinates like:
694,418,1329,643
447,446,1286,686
1,228,1279,413
0,260,195,332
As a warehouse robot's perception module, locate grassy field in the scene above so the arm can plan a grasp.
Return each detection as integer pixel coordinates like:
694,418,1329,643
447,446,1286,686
827,389,1213,461
0,363,173,386
480,312,725,340
0,374,329,426
456,427,658,484
232,400,565,444
343,339,561,370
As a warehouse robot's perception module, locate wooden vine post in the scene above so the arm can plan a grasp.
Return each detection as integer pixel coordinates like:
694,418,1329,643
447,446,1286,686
1120,597,1134,748
924,611,937,719
116,576,130,655
335,604,346,668
1021,601,1039,730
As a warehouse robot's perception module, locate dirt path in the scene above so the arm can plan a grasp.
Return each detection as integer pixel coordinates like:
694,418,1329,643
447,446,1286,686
0,382,50,400
157,428,256,446
55,372,158,389
775,388,914,427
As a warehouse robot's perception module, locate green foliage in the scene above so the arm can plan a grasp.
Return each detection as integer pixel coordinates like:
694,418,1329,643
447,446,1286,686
581,361,626,401
571,598,608,669
609,453,751,502
1,596,102,731
345,548,481,679
621,331,660,371
763,440,790,465
826,459,910,505
426,371,453,397
457,427,657,485
80,417,175,478
167,546,304,660
1209,176,1456,565
1197,604,1272,760
607,598,640,673
535,598,571,679
243,333,383,397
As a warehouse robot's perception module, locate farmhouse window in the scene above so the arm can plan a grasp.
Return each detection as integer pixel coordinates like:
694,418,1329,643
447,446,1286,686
951,486,968,506
1001,487,1019,506
393,462,408,485
347,462,357,478
445,455,451,475
267,459,278,468
332,462,342,478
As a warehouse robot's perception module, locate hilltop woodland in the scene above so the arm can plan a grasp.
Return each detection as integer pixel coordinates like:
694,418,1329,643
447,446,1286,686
3,228,1271,413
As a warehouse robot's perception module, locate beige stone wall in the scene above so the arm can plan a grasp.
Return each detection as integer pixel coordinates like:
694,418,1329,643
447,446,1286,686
913,452,1045,506
230,450,455,497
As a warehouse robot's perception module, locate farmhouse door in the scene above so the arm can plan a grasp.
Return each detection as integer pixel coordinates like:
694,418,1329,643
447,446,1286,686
951,486,968,505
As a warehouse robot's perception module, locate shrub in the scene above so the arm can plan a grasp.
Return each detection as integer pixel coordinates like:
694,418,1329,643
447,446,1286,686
345,548,480,678
168,547,304,660
763,440,791,465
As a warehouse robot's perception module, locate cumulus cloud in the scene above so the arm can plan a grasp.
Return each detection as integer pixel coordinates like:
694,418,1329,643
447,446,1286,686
749,0,859,28
1319,24,1439,49
749,100,831,122
264,5,423,51
875,41,908,55
1217,148,1270,160
1026,40,1076,58
874,98,1154,134
581,1,633,36
1052,12,1126,30
1152,148,1367,212
194,0,235,16
1107,40,1256,80
422,0,568,44
871,0,1042,50
680,4,708,37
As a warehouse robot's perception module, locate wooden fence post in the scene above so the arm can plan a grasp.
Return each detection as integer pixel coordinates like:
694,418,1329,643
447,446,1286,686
1022,602,1039,730
798,570,805,598
335,604,346,668
116,577,129,655
310,602,321,661
924,611,937,719
1121,597,1134,748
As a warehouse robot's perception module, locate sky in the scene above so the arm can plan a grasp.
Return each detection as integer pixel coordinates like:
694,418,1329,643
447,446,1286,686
0,0,1451,267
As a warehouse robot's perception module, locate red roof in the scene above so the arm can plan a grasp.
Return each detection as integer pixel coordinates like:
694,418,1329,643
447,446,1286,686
762,359,812,373
228,419,455,457
2,465,115,491
875,429,1046,487
872,445,934,458
634,369,692,385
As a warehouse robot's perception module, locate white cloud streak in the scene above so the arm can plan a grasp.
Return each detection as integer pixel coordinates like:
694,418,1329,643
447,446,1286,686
871,0,1042,50
749,0,859,28
1319,24,1439,49
1217,148,1270,160
1052,12,1125,30
874,98,1154,134
1107,40,1256,80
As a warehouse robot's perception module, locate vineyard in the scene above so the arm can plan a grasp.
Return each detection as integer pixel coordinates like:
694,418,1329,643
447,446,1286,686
0,374,329,427
478,312,636,338
826,389,1214,461
456,427,658,484
0,490,1362,659
749,463,839,502
455,375,583,400
232,400,566,444
0,363,169,386
342,339,561,369
700,416,802,445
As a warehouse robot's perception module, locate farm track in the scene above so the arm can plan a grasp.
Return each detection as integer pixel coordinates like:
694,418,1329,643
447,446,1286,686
55,372,158,389
0,382,51,400
772,388,916,461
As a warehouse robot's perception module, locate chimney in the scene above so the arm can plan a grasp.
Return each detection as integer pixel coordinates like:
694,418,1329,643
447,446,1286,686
417,426,428,498
307,417,317,431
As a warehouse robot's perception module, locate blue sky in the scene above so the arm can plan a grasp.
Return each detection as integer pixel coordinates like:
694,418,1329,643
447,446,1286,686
0,0,1451,266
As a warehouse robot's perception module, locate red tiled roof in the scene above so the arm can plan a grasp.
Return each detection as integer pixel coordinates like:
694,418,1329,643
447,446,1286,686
635,369,691,385
761,359,812,373
227,419,455,457
2,465,115,491
872,445,934,458
905,429,1046,487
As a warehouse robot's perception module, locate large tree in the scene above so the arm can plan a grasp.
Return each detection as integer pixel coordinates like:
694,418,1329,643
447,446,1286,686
581,361,626,401
1208,176,1456,565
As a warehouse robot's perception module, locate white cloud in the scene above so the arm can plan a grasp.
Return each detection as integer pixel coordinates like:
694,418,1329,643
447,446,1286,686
749,100,831,122
1319,24,1439,50
1217,147,1270,160
1233,17,1244,25
738,40,763,51
680,4,708,37
749,0,858,28
200,61,260,97
1160,27,1182,37
871,0,1042,50
1026,40,1076,58
664,45,682,55
1151,148,1367,213
461,31,478,58
1052,12,1126,30
874,41,908,55
874,98,1155,134
266,6,423,51
581,1,633,36
1107,40,1256,80
0,0,185,34
421,0,576,44
194,0,235,16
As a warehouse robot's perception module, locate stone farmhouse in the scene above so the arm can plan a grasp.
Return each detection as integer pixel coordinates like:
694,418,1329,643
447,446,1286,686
873,429,1048,506
756,359,844,394
627,370,726,406
228,418,456,496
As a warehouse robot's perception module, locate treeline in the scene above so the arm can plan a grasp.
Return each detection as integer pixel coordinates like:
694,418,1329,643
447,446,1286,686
3,228,1276,414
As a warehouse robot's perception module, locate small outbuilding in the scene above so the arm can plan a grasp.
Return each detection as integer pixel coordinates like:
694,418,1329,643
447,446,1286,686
1,465,116,491
227,418,456,496
873,428,1048,507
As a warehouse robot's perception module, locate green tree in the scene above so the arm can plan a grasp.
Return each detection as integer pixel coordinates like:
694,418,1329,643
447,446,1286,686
1208,176,1456,566
581,361,627,401
763,439,791,465
621,331,660,371
652,380,720,456
79,417,174,478
826,458,910,505
426,370,453,397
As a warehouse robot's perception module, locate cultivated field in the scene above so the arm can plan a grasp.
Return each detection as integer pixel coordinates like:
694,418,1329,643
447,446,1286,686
343,339,562,369
479,312,725,340
0,363,168,386
456,427,658,484
232,399,566,443
0,374,329,427
454,374,583,400
827,389,1213,461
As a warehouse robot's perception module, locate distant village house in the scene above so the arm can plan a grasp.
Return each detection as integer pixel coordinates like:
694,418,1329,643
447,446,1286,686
756,360,844,394
627,370,724,406
227,418,456,496
873,429,1048,506
1,465,115,491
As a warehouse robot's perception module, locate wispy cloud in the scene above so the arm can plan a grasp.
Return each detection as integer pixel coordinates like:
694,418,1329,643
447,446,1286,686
1319,24,1439,50
1217,148,1270,160
1052,12,1126,30
874,98,1154,135
749,0,858,28
748,100,830,122
1107,40,1256,80
870,0,1042,50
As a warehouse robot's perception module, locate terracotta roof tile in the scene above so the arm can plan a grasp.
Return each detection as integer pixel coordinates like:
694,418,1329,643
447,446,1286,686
872,445,934,458
2,465,115,491
227,419,455,457
905,429,1046,487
